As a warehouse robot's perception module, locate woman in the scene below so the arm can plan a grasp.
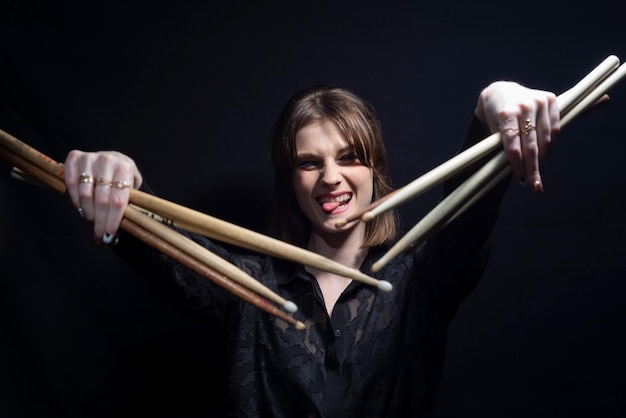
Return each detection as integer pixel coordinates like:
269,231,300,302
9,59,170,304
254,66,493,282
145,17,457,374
63,81,558,417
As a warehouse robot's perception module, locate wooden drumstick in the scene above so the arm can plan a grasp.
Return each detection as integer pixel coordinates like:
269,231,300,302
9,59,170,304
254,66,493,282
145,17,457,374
0,145,305,328
353,55,621,224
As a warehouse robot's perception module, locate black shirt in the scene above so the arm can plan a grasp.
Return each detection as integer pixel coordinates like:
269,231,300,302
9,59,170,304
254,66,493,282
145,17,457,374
117,117,507,417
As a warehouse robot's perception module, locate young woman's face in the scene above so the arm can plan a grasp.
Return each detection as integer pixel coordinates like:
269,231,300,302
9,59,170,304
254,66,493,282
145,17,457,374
292,120,373,238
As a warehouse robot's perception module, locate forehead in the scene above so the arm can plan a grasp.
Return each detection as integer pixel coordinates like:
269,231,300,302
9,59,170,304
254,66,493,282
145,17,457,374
295,120,352,154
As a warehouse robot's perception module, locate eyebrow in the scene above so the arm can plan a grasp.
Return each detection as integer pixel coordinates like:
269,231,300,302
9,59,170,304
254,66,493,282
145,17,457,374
295,146,355,159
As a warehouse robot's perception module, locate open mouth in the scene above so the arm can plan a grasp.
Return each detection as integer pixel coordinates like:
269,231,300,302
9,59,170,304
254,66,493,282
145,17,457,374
317,192,353,213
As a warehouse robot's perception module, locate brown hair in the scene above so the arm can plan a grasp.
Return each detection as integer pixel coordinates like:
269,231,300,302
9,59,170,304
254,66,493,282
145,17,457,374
268,84,398,248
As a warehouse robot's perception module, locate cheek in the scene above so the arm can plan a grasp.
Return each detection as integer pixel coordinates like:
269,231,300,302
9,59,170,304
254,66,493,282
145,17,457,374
292,173,313,204
292,172,304,194
363,169,375,202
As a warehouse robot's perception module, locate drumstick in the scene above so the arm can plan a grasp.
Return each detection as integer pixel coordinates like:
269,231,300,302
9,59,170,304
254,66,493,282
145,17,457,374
123,205,298,313
338,55,619,228
335,188,402,228
356,92,609,253
559,63,626,126
350,55,621,225
371,61,626,271
0,146,66,194
0,128,392,292
121,217,306,330
129,190,393,292
2,144,300,313
371,153,509,272
0,145,306,328
360,92,609,241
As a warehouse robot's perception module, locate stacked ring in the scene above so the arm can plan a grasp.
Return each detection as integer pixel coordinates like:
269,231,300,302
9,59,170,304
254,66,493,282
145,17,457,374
112,180,132,189
502,127,519,135
95,178,112,186
78,173,94,184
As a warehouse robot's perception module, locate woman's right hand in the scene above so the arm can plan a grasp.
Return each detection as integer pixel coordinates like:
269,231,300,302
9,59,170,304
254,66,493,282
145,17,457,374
64,150,142,245
475,81,560,194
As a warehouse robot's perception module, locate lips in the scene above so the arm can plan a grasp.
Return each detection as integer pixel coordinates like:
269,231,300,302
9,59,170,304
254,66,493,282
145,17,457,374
316,192,352,214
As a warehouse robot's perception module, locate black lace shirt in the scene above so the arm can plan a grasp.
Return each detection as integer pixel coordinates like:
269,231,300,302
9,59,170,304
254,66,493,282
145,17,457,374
117,117,507,417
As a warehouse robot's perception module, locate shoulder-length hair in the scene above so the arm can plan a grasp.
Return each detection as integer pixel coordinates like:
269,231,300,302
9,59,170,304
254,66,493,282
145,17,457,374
268,84,398,248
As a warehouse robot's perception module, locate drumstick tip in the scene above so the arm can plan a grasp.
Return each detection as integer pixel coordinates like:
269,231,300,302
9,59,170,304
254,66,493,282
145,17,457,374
370,260,384,274
377,280,393,292
361,211,375,222
295,321,306,331
283,301,298,313
335,220,347,228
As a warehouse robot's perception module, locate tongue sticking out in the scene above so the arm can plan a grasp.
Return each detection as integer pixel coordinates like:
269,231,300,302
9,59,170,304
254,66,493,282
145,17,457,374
322,201,341,212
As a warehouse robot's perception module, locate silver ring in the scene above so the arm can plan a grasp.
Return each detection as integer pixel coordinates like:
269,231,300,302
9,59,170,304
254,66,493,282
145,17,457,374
78,173,94,184
77,207,85,218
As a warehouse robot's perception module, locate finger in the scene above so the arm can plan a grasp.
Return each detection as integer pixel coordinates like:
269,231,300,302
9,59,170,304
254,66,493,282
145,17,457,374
63,150,84,210
93,177,113,241
535,98,553,160
103,166,135,240
500,114,525,182
91,154,119,240
65,151,100,220
93,155,136,242
545,93,560,154
76,153,99,221
520,110,541,193
78,172,96,220
521,92,559,194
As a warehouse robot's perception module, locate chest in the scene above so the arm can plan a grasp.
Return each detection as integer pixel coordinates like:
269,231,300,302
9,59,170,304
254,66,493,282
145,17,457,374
315,272,353,315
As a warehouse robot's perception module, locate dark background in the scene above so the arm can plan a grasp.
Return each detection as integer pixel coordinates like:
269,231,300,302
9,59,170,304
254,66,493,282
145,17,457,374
1,1,625,417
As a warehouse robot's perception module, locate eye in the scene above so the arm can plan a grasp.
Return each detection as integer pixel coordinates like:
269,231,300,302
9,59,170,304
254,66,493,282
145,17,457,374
338,152,359,165
297,160,320,170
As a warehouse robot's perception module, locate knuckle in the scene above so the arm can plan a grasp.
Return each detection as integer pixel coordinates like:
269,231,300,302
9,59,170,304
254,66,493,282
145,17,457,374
498,107,521,120
505,146,523,161
94,194,109,207
77,187,93,200
524,143,539,159
110,194,128,210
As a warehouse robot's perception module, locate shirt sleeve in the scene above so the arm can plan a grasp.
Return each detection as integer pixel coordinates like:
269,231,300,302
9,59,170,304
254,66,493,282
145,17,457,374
412,115,511,321
112,182,237,325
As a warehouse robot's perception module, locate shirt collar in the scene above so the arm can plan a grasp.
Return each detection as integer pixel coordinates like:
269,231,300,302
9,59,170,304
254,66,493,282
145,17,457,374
274,245,390,286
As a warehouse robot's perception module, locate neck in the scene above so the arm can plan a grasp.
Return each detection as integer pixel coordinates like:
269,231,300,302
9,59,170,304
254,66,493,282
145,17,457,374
306,227,369,270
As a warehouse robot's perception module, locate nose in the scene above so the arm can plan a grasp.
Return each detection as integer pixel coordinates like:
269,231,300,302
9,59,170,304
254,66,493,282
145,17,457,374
321,161,342,186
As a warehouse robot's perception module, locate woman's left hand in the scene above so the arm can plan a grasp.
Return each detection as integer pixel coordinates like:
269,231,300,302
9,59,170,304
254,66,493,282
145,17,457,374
475,81,560,193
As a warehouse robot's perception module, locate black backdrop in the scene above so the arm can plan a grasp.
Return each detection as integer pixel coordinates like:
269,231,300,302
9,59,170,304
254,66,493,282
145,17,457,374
1,1,625,417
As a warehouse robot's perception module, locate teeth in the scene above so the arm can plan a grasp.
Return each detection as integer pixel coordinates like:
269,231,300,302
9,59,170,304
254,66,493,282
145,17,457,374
318,194,351,203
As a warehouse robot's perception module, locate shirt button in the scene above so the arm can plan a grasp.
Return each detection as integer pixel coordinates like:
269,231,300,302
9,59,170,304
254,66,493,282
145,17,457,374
335,329,341,338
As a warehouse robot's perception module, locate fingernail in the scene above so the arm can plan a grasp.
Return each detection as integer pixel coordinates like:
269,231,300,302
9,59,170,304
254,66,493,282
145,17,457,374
533,180,544,194
101,233,120,246
103,233,114,245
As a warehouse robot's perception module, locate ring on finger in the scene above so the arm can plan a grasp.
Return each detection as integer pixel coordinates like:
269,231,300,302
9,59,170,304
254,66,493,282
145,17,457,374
111,180,132,189
523,119,536,135
95,178,112,187
78,173,94,184
502,127,519,135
